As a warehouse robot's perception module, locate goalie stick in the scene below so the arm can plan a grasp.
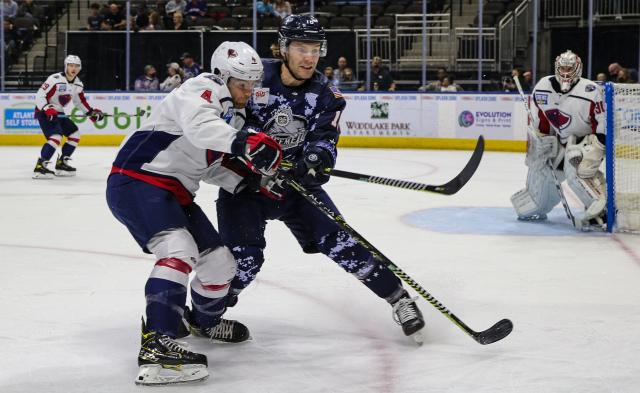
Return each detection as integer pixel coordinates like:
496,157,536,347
59,110,147,119
514,76,578,228
281,135,484,195
281,174,513,345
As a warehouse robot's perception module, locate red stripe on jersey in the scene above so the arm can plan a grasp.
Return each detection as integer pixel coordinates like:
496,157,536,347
45,85,57,103
156,257,192,274
536,108,551,135
78,91,92,112
589,101,598,133
201,283,230,291
110,166,194,205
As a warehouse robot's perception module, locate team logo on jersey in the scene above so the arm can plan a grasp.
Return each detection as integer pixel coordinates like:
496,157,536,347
222,107,234,124
534,93,548,105
458,110,474,127
265,107,308,151
544,109,572,130
253,88,269,104
58,84,67,92
59,94,72,106
585,84,596,92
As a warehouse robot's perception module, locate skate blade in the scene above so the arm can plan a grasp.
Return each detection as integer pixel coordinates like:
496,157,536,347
135,364,209,386
32,172,54,179
409,331,424,346
54,170,76,177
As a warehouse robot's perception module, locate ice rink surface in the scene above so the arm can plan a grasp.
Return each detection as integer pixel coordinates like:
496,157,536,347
1,146,639,393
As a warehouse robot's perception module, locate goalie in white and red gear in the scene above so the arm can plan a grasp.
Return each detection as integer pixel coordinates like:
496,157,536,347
32,55,105,179
106,41,281,386
511,50,607,228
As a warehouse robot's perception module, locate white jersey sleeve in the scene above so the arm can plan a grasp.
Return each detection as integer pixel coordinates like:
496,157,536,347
34,74,60,110
70,78,93,113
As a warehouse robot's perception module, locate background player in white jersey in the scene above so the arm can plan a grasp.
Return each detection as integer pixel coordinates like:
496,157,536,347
106,42,282,385
511,50,607,228
32,55,104,179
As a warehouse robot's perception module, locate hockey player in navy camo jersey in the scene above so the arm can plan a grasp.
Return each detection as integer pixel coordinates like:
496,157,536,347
213,15,426,343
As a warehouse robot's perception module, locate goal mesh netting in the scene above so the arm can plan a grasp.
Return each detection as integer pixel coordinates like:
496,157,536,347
606,83,640,233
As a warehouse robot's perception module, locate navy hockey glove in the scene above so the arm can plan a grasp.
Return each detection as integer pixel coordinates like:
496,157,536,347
295,144,334,186
231,127,283,176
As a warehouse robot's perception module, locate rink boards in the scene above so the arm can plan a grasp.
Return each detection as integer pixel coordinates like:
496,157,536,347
0,92,529,151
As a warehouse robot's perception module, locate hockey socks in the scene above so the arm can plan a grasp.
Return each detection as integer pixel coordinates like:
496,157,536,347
318,230,402,299
145,258,192,337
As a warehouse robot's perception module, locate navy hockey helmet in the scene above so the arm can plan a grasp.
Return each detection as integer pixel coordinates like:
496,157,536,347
278,15,327,57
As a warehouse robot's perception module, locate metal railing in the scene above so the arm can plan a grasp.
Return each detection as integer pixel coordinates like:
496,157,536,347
354,29,392,76
395,13,451,70
544,0,584,20
455,27,497,70
498,11,514,70
595,0,640,18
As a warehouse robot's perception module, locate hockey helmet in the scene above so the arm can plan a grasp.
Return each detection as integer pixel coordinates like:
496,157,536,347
210,41,263,83
555,50,582,92
278,15,327,57
64,54,82,72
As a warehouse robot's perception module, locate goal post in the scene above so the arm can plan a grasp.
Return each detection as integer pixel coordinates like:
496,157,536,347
605,82,640,233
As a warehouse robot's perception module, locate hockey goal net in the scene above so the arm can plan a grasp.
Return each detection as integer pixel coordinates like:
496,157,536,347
606,83,640,233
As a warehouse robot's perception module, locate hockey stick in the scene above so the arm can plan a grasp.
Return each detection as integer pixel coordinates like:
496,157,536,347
281,175,513,345
514,76,578,228
59,110,147,119
280,136,484,195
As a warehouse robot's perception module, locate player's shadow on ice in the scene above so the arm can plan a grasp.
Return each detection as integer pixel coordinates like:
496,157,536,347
402,207,608,236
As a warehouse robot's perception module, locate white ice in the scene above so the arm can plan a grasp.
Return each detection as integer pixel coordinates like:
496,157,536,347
1,146,639,393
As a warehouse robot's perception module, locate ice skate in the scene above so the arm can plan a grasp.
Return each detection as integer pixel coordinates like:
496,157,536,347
55,155,76,177
32,158,54,179
136,318,208,386
392,291,426,345
183,307,251,343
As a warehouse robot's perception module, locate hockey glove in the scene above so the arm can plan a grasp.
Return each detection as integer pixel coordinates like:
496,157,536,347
295,144,335,186
259,174,287,200
43,105,58,121
231,128,283,176
87,108,105,123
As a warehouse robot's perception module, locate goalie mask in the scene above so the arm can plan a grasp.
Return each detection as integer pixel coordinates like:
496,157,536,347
555,50,582,92
210,41,263,84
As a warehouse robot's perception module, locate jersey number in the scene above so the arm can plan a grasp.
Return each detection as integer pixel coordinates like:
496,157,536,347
41,83,49,91
594,101,605,114
201,90,212,103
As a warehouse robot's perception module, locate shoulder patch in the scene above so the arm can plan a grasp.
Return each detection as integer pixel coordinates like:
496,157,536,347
52,74,60,79
202,74,224,86
534,92,548,105
585,84,596,92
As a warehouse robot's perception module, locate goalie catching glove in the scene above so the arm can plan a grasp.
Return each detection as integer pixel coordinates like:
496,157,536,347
565,134,605,178
231,127,283,176
294,143,335,186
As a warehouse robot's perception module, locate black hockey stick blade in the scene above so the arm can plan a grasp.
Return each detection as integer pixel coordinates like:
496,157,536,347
426,135,485,195
473,318,513,345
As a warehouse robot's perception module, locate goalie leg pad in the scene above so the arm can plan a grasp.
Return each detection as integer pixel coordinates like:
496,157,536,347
511,166,563,219
564,162,607,223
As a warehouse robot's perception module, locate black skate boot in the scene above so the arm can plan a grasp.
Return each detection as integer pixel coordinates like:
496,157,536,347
32,158,54,179
183,306,251,343
136,318,209,386
391,290,426,344
54,155,76,177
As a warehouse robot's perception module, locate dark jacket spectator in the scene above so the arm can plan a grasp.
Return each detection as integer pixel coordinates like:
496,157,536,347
2,0,18,19
171,11,188,30
371,56,395,91
86,3,103,31
17,0,42,27
145,11,163,30
180,52,201,80
101,3,126,30
184,0,206,23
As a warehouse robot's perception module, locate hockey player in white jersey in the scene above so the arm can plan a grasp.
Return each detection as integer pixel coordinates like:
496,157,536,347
511,50,607,228
106,41,282,385
32,55,105,178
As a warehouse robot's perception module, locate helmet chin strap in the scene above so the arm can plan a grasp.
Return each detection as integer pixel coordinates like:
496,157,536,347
282,53,308,83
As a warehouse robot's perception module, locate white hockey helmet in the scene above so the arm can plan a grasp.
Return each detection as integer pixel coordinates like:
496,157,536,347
555,50,582,92
210,41,263,84
64,54,82,72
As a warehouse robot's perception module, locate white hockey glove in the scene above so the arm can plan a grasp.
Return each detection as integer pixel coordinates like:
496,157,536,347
578,134,605,178
259,174,287,200
526,132,559,168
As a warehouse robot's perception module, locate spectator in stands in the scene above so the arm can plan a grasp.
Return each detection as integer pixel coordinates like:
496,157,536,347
608,62,622,79
273,0,292,19
180,52,201,80
269,42,281,58
596,73,607,82
371,55,395,91
85,3,103,31
17,0,42,28
170,11,188,30
420,67,448,91
609,62,639,83
257,0,274,17
339,67,358,91
134,65,160,91
160,62,183,92
3,17,17,62
145,11,163,30
522,70,533,90
184,0,206,23
333,56,348,84
2,0,17,19
323,66,338,85
133,4,150,30
101,3,126,31
166,0,187,16
440,75,462,92
617,68,635,83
